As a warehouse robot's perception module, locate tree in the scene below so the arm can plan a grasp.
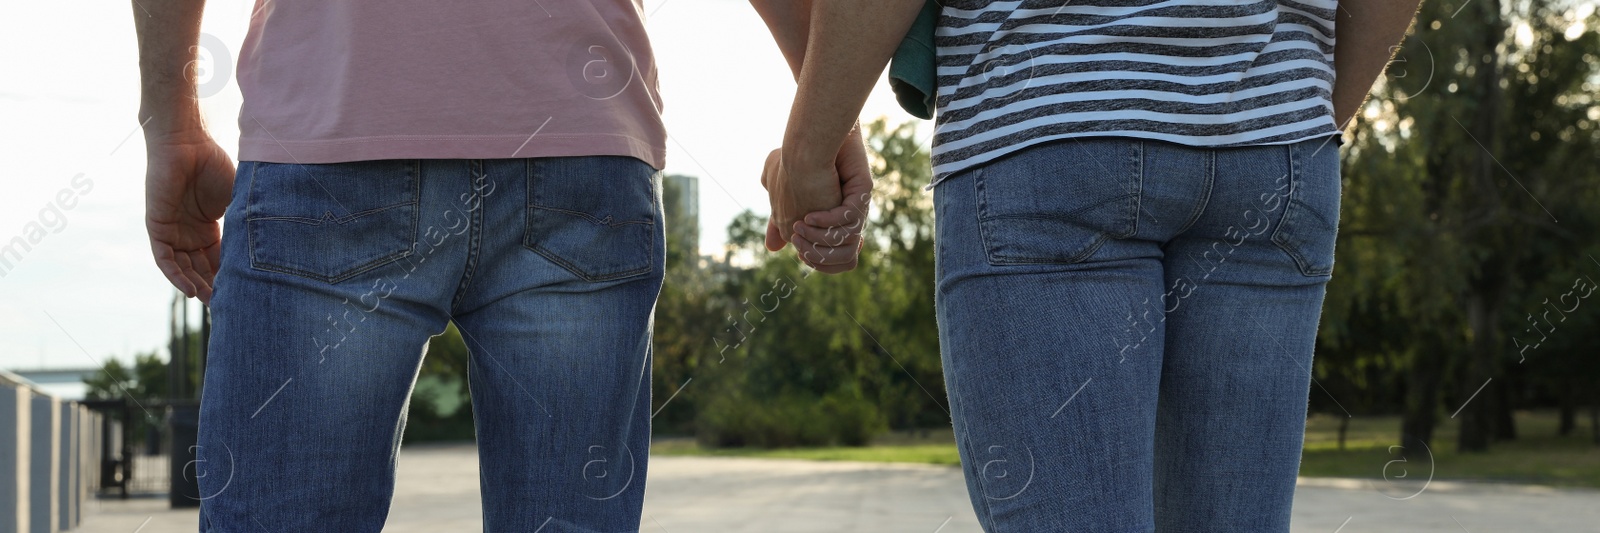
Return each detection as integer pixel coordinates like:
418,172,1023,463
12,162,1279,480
1328,0,1600,452
83,357,137,401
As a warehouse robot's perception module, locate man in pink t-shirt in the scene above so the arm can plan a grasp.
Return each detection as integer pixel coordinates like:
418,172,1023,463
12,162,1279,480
135,1,691,530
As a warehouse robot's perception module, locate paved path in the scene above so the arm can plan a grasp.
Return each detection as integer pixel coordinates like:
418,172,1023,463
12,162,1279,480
75,444,1599,532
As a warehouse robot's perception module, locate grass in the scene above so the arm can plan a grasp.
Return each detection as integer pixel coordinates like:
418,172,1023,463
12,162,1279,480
651,428,963,466
652,438,962,466
651,410,1600,488
1298,410,1600,488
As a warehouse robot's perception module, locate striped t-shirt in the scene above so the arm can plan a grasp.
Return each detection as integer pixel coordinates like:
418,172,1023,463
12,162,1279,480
931,0,1340,180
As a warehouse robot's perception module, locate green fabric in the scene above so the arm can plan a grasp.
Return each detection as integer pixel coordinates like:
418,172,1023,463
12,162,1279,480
887,0,939,120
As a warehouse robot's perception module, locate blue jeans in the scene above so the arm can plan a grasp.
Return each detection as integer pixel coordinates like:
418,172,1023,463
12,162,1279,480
933,136,1341,532
196,157,664,532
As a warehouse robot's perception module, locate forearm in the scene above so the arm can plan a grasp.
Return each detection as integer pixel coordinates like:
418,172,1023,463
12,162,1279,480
1331,0,1424,127
134,0,209,136
782,0,924,171
750,0,813,80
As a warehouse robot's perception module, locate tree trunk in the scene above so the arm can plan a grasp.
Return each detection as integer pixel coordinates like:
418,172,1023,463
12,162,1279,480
1401,345,1442,453
1493,367,1517,441
1455,0,1507,454
1591,402,1599,445
1592,388,1600,445
1457,292,1495,452
1560,382,1576,437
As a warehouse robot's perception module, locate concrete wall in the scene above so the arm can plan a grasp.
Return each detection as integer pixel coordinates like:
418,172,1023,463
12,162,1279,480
1,382,27,533
1,372,90,533
82,407,98,524
55,405,75,531
28,395,58,533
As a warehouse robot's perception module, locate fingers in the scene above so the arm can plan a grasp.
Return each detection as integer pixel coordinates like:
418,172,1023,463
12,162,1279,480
790,188,868,275
763,141,863,266
204,255,220,304
792,219,863,275
765,217,787,252
801,190,871,231
762,148,797,246
150,239,198,298
172,251,214,303
150,237,220,303
781,133,873,275
188,246,219,305
775,212,798,244
204,240,222,287
792,220,862,249
791,233,860,274
775,182,840,245
833,133,874,200
761,149,781,190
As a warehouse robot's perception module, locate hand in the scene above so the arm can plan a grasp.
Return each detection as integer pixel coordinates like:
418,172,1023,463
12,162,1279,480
788,126,873,274
761,148,842,253
144,131,234,305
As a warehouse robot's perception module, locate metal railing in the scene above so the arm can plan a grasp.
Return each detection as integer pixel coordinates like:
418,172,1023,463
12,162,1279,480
128,454,170,494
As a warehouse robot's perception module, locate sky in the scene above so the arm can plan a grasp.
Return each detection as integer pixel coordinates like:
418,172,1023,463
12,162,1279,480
0,0,930,380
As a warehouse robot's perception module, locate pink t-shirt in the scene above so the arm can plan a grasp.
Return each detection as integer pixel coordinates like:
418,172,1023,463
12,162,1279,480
235,0,666,168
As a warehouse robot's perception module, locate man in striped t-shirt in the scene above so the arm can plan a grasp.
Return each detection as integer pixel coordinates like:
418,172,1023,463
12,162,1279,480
755,0,1421,531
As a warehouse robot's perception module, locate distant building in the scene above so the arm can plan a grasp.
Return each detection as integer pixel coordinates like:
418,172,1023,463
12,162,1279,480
663,174,699,259
8,367,96,399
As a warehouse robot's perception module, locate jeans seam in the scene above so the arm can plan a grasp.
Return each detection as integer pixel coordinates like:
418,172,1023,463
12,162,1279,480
245,161,261,278
244,161,422,284
451,160,485,313
1270,145,1299,263
1122,140,1143,239
973,167,995,264
956,428,1005,532
529,205,654,227
520,158,655,282
247,201,412,224
974,155,1121,265
1172,149,1216,237
1271,143,1330,277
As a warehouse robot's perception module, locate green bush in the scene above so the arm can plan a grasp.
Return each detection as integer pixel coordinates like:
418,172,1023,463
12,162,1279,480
697,389,886,448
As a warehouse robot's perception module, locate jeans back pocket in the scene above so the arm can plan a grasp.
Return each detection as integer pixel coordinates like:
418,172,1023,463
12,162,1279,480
976,138,1143,265
244,160,420,283
524,156,659,282
1270,138,1342,277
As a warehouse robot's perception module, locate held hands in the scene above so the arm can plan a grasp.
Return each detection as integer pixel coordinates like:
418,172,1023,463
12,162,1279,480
760,125,873,274
144,131,234,305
